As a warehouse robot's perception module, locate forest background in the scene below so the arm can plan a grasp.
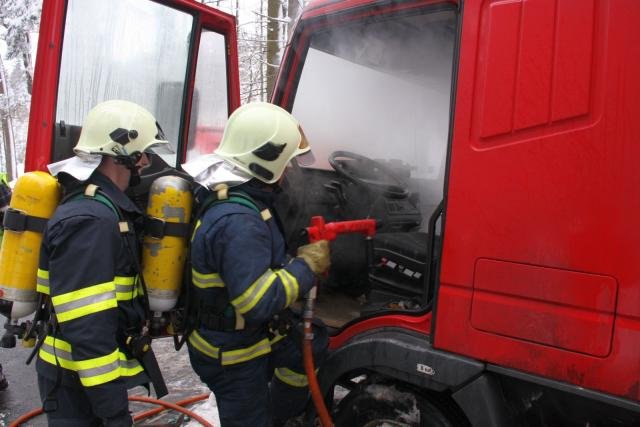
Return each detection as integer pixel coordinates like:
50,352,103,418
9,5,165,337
0,0,307,181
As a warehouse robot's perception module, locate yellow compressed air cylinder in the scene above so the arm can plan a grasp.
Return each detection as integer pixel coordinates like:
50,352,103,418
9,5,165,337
0,171,61,321
142,176,192,313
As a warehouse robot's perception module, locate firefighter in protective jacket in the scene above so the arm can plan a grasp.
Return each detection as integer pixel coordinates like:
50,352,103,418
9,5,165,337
36,100,171,426
182,102,331,427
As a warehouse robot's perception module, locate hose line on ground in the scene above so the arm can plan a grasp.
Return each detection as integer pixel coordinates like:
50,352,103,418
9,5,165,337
8,393,213,427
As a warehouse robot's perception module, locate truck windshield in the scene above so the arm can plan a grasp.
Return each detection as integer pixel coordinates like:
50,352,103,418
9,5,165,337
54,0,193,166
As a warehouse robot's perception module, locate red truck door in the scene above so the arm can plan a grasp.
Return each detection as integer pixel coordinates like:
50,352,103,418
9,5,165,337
24,0,240,172
436,0,640,401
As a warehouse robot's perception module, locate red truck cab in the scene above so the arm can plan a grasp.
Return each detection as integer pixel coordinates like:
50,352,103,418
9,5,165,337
26,0,640,425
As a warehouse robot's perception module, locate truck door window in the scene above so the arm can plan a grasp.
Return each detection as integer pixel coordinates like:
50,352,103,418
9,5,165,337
185,30,229,161
292,9,455,230
283,7,457,327
54,0,193,166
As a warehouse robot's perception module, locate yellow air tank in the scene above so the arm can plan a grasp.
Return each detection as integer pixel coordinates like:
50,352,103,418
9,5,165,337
0,171,61,321
142,176,192,313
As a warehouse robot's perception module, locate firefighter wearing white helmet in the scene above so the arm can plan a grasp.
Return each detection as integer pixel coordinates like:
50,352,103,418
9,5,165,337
214,101,313,184
67,99,172,186
35,100,168,426
181,102,330,427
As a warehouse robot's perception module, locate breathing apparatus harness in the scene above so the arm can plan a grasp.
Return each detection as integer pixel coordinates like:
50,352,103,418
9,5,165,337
173,183,293,351
27,182,168,410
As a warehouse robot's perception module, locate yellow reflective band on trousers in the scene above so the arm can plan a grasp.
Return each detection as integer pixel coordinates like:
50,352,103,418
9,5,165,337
276,269,299,307
114,275,138,301
232,269,278,314
38,336,143,387
275,367,309,388
51,281,117,323
36,268,50,295
192,269,225,289
188,330,272,366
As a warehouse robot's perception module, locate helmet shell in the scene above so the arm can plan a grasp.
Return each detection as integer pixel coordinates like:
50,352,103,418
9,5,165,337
74,100,169,158
215,102,310,183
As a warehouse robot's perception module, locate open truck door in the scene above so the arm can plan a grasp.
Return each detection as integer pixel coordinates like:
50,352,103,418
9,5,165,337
24,0,240,173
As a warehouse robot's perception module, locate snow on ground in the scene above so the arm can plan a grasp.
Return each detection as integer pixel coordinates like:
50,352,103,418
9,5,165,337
128,336,221,426
183,393,220,427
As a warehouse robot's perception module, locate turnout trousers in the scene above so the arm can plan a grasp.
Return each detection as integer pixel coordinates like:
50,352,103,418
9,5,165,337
188,323,329,427
38,375,132,427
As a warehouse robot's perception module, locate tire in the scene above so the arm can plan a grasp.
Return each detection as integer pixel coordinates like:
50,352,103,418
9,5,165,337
333,383,460,427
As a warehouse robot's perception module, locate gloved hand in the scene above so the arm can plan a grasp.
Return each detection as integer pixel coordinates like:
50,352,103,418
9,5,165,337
296,240,331,275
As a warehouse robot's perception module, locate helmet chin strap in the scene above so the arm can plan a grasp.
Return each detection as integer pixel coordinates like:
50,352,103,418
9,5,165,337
248,177,281,193
114,155,141,187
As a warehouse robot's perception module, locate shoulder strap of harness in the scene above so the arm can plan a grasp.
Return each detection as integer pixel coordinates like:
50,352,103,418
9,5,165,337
199,184,263,217
63,184,131,234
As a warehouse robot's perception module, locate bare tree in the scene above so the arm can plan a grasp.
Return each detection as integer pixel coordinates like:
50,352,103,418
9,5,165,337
0,56,16,180
0,0,41,179
265,0,281,98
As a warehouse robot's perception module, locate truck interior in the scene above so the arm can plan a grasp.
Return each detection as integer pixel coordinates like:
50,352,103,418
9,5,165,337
276,5,458,331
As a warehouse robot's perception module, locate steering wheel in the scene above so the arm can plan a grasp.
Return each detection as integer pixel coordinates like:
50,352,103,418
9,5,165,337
328,150,409,199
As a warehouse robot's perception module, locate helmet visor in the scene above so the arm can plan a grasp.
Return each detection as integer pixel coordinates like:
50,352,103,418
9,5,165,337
295,125,315,166
145,121,175,154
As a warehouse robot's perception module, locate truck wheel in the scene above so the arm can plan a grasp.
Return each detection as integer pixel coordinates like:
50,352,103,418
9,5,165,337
333,383,459,427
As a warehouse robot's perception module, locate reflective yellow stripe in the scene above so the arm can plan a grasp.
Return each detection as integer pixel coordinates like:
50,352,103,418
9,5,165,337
52,281,116,305
188,332,272,365
44,335,71,351
192,270,225,289
52,282,117,323
221,338,271,366
115,275,137,301
232,270,277,314
275,367,309,387
37,269,50,295
117,352,145,377
269,332,286,346
74,348,121,387
188,330,220,360
38,336,143,386
277,270,299,307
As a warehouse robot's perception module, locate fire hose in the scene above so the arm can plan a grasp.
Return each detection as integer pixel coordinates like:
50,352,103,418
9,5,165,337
9,393,213,427
304,216,377,427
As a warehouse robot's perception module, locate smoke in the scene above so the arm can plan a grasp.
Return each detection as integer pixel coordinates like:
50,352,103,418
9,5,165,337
290,7,457,225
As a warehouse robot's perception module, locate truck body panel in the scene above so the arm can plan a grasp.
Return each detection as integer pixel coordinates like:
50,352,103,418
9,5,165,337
436,0,640,401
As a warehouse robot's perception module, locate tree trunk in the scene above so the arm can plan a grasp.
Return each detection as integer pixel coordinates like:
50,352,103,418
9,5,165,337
0,56,16,181
266,0,281,99
22,33,33,95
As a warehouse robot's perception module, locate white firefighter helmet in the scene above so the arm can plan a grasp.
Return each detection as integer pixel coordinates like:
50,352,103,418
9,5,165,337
74,99,171,158
214,102,312,184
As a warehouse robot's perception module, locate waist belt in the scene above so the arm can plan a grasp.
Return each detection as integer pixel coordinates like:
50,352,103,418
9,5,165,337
198,303,246,331
199,310,237,332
